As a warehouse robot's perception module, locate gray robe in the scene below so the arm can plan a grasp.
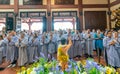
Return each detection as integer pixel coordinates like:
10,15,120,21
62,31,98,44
103,37,111,65
107,38,120,67
2,38,7,57
16,37,28,66
91,32,96,50
118,34,120,38
68,34,74,58
48,38,56,54
56,34,62,49
53,33,58,52
0,40,4,64
81,33,86,55
40,38,49,58
28,37,39,63
73,33,82,57
32,38,39,61
84,34,93,56
37,35,42,57
6,37,15,63
27,36,33,63
114,38,120,66
12,35,19,61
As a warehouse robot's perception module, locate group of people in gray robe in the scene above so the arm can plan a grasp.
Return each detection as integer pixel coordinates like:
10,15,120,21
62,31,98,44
0,29,120,69
103,29,120,68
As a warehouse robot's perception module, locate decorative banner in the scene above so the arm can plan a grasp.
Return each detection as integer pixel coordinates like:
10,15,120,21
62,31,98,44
20,12,28,17
23,0,42,5
52,11,77,17
20,12,46,18
55,0,74,5
0,12,14,18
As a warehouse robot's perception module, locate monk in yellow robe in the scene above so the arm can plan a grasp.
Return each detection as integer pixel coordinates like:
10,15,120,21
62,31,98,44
57,37,72,71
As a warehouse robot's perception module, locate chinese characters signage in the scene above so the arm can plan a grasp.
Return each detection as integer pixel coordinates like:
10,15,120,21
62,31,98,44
20,12,46,18
52,11,77,17
0,12,14,17
23,0,42,5
55,0,74,5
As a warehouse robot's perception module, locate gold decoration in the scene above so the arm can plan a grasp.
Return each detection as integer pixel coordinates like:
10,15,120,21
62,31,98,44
111,7,120,28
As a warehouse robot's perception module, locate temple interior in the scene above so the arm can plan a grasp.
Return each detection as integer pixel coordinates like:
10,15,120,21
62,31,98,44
0,0,120,74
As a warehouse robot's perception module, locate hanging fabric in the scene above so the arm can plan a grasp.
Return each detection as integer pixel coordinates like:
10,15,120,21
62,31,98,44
51,17,54,31
76,16,80,31
6,17,14,31
42,17,47,32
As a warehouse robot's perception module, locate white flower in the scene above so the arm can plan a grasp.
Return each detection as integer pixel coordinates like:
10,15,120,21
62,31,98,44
49,72,53,74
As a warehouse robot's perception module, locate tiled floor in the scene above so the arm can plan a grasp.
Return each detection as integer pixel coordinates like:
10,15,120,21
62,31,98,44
0,68,16,74
0,52,106,74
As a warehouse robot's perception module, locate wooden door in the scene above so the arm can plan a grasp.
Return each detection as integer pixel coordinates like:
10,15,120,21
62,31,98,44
84,11,107,30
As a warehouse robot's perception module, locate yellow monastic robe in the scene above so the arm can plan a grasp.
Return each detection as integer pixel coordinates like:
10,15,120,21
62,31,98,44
57,45,69,63
57,39,72,71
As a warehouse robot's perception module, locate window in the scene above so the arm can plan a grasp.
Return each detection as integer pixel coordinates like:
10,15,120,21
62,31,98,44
0,0,10,5
0,23,5,31
54,22,73,30
21,23,29,31
31,22,43,31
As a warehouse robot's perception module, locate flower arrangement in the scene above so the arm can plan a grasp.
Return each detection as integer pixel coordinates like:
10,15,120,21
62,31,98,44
17,57,117,74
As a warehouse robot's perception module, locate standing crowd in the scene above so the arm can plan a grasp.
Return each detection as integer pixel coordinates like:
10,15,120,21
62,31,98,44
0,29,120,68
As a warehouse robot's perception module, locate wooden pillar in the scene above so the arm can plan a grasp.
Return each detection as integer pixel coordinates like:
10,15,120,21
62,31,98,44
108,0,111,29
14,0,19,30
14,0,19,14
47,0,52,31
78,0,83,31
